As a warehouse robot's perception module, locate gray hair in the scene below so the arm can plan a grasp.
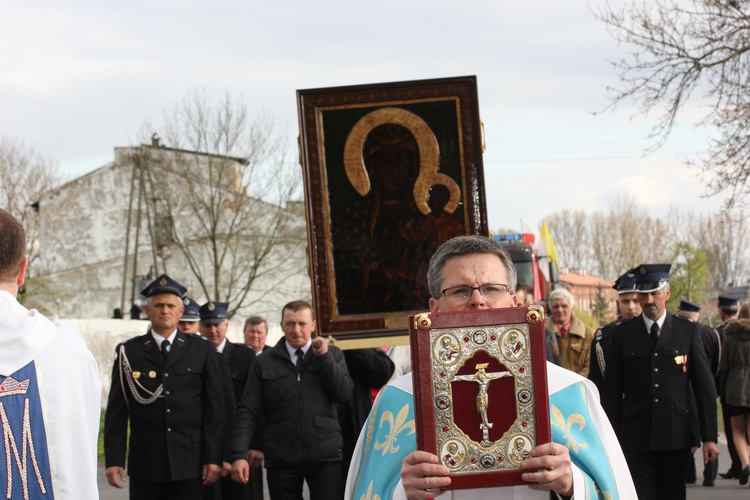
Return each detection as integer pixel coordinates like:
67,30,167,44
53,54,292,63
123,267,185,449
426,235,517,299
548,288,575,309
244,315,268,330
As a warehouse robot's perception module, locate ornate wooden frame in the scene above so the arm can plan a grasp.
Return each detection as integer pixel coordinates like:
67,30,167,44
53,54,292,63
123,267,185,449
297,76,487,343
410,306,551,489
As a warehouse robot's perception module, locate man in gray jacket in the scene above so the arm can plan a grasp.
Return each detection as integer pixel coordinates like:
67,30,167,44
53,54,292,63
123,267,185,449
230,300,353,500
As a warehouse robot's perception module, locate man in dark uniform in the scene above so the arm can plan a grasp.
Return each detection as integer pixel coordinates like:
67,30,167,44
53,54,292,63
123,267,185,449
601,264,719,500
588,269,641,391
178,295,202,334
104,275,225,500
199,301,257,500
716,294,743,479
677,299,722,486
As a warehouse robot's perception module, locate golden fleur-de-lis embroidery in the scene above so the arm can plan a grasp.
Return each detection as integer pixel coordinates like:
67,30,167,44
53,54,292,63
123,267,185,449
360,480,381,500
551,405,589,455
374,404,415,456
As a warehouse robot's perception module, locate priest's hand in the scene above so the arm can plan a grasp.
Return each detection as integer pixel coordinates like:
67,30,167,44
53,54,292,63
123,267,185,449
521,442,574,497
401,450,451,499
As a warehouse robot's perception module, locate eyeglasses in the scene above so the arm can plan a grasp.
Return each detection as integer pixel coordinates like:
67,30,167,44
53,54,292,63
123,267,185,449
441,284,510,303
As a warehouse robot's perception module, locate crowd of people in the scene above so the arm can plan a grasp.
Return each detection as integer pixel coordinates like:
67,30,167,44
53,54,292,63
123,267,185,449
2,205,749,500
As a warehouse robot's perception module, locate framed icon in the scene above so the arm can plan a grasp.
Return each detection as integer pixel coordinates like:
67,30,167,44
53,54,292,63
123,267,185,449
297,76,487,345
409,306,551,489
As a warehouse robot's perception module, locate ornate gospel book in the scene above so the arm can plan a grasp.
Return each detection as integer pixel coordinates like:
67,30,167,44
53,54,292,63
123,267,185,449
409,306,551,489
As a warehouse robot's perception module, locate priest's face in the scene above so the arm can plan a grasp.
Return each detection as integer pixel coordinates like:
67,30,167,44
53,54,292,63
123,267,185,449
429,253,518,314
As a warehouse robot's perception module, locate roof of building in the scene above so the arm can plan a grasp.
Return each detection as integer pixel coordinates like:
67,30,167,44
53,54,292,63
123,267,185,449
559,272,614,288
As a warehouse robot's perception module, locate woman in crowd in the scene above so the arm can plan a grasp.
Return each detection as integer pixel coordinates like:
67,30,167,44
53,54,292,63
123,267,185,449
721,302,750,486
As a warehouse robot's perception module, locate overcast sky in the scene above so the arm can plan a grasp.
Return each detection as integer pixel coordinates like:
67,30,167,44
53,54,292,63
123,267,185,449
1,0,725,235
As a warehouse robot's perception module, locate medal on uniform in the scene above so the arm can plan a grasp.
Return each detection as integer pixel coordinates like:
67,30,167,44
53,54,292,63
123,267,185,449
132,371,141,379
674,355,687,372
148,371,157,378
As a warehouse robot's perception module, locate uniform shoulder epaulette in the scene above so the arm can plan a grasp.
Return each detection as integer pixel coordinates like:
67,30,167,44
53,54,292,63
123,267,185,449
616,316,638,327
116,336,143,352
673,314,696,325
595,322,611,339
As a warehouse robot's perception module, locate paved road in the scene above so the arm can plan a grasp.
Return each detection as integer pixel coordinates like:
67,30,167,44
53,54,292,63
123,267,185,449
98,467,280,499
97,438,742,499
686,437,747,499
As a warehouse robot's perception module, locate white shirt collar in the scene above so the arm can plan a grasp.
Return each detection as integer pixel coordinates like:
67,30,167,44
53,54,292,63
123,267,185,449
286,338,311,360
216,337,228,353
151,329,177,347
642,311,667,334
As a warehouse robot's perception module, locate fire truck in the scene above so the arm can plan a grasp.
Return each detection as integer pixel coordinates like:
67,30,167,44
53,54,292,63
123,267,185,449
492,233,559,303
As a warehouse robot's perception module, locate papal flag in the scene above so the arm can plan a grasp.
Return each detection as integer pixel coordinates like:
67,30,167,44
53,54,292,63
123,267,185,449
536,219,559,283
538,219,559,266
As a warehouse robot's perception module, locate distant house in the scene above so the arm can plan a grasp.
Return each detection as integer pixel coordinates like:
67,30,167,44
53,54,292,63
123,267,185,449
559,270,617,323
33,137,310,320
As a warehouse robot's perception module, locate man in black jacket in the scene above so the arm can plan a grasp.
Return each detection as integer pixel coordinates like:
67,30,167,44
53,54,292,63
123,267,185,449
601,264,719,500
230,300,353,500
104,275,225,500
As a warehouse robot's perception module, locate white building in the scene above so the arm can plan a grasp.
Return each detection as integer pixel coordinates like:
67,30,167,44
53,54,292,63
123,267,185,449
33,137,311,322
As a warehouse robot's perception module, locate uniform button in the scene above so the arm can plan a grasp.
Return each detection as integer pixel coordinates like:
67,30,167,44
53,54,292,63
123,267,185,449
654,383,659,388
166,409,171,413
654,368,658,372
188,368,192,372
654,399,659,403
165,390,171,395
653,353,658,357
167,428,171,432
164,373,169,377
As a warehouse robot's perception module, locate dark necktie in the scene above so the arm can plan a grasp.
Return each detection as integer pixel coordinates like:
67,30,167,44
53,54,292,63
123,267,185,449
650,322,660,346
295,348,304,372
161,339,171,358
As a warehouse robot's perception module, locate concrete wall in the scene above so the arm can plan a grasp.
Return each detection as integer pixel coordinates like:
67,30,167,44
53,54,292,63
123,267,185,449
65,318,284,409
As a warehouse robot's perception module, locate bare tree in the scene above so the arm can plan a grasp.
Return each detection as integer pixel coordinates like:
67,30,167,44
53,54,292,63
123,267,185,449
134,89,306,318
546,197,750,291
549,194,674,281
545,209,591,272
0,136,61,275
595,0,750,208
693,209,750,287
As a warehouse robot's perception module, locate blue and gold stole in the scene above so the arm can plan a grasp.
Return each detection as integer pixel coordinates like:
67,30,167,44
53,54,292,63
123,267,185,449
351,381,620,500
